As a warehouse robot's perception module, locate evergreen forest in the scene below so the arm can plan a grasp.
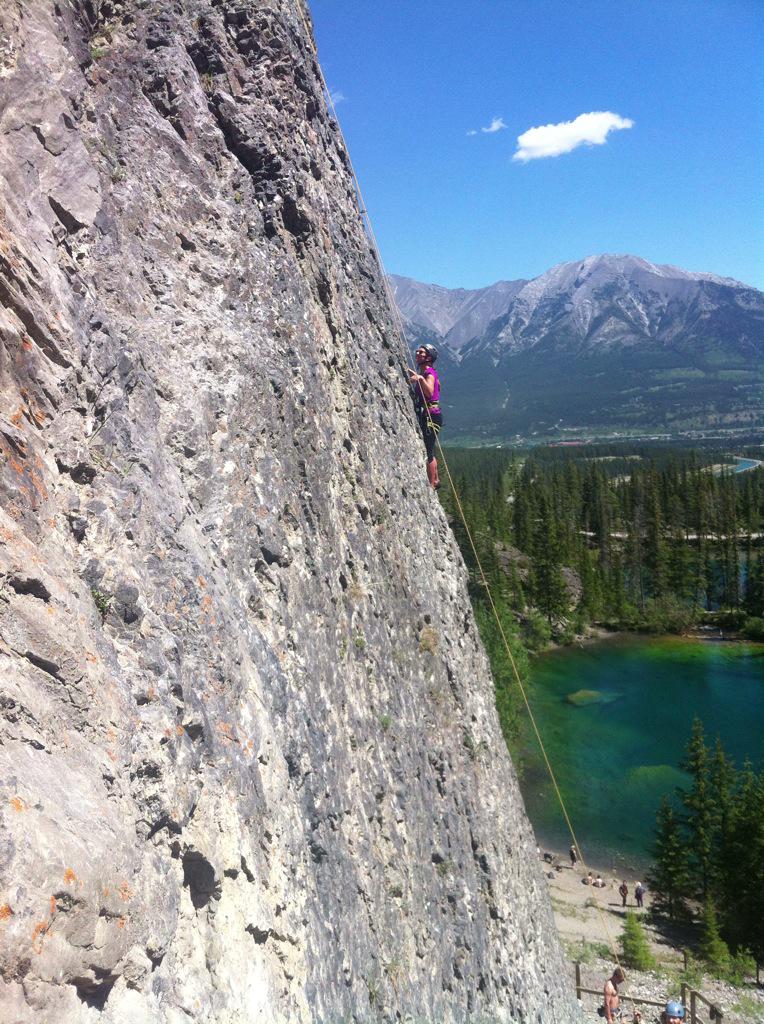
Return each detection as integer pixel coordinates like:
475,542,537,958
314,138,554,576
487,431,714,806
440,442,764,973
648,720,764,975
440,443,764,664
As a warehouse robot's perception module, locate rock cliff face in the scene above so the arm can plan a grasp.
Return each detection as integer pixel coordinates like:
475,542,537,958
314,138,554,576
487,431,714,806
0,3,579,1022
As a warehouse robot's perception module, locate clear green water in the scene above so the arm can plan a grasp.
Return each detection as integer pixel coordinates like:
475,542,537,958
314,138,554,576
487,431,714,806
518,636,764,871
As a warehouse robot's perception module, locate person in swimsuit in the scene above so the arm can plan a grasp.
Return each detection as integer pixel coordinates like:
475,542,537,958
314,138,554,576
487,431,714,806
603,966,625,1023
408,343,442,489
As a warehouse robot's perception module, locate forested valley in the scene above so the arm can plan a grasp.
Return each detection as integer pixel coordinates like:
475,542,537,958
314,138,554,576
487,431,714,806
440,442,764,974
441,442,764,662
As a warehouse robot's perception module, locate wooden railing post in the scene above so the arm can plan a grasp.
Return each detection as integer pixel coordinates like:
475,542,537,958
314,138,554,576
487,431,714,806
681,981,688,1012
575,962,582,1001
690,989,697,1024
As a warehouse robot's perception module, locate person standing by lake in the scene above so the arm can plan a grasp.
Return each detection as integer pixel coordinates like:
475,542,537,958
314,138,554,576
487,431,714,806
619,880,628,907
569,844,578,868
635,881,645,909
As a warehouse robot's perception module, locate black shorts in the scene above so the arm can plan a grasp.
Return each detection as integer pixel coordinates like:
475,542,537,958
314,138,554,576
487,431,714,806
417,410,443,462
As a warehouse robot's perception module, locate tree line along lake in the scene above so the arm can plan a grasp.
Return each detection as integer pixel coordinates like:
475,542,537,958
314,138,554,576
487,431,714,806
518,634,764,872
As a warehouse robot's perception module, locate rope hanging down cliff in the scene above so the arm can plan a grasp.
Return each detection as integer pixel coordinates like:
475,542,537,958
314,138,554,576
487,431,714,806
294,1,635,1004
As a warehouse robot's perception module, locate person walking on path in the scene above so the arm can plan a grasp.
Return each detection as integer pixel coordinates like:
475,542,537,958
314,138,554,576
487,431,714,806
408,344,442,489
619,880,628,907
603,966,625,1024
569,844,578,868
635,881,645,909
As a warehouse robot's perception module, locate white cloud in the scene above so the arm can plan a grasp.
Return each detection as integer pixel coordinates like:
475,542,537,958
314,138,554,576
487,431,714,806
512,111,634,163
467,116,507,137
482,116,506,134
328,88,346,106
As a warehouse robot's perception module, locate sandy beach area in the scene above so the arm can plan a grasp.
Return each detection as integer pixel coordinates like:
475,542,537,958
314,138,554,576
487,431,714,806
540,851,664,952
542,851,764,1023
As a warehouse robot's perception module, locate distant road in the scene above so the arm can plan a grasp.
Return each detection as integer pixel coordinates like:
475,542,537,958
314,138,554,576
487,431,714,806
580,530,763,541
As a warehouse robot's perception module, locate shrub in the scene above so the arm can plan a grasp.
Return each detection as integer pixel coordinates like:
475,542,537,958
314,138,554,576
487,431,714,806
699,901,731,977
726,949,756,985
91,587,111,620
524,611,552,651
620,911,657,971
418,625,438,654
741,616,764,642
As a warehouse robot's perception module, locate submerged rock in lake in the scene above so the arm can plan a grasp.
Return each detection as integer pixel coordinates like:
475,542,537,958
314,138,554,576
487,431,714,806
627,764,689,790
564,688,619,706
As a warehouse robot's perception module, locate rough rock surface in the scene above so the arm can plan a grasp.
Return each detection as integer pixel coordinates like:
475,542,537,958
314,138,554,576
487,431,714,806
0,3,581,1022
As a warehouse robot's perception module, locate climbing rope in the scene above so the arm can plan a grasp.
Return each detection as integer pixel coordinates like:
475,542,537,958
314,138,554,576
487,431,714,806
292,3,637,1011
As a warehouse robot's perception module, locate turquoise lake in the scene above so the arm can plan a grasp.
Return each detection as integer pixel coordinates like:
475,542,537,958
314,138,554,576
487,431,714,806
518,636,764,872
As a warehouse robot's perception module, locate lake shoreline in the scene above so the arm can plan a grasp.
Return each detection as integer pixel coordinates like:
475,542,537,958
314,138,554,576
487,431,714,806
519,633,764,868
538,838,649,881
539,621,764,660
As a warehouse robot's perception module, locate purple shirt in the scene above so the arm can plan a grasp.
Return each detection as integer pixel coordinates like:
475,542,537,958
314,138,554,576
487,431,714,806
423,367,440,408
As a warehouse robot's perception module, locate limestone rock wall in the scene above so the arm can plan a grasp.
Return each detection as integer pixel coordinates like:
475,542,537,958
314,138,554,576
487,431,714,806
0,2,580,1021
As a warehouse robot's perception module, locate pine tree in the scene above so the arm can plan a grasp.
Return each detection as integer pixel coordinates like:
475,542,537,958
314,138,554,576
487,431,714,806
709,737,735,891
699,900,731,977
647,798,690,920
718,762,764,962
744,554,764,617
645,471,668,598
530,489,569,626
680,718,714,899
620,912,657,970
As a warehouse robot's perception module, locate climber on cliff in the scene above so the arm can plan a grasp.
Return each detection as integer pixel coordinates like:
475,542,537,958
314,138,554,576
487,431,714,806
408,343,442,489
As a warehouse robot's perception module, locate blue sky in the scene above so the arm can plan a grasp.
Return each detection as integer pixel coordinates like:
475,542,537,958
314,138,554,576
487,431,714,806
310,0,764,290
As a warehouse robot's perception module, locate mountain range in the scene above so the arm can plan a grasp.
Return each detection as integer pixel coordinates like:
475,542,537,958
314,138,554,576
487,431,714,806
391,255,764,441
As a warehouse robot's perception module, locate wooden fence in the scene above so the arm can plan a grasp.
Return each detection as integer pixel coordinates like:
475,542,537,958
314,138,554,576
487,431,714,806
574,963,725,1021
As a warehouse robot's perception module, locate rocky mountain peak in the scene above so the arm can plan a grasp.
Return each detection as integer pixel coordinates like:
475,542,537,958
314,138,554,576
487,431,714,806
393,257,764,439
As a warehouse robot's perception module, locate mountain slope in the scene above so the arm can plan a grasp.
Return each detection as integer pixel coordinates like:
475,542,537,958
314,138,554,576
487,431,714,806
394,256,764,439
390,273,527,350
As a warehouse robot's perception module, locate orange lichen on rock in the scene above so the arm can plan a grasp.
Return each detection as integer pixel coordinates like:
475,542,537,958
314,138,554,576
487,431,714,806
117,916,126,929
9,796,26,812
0,904,14,921
31,920,50,954
49,895,56,916
63,868,78,886
118,881,133,903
